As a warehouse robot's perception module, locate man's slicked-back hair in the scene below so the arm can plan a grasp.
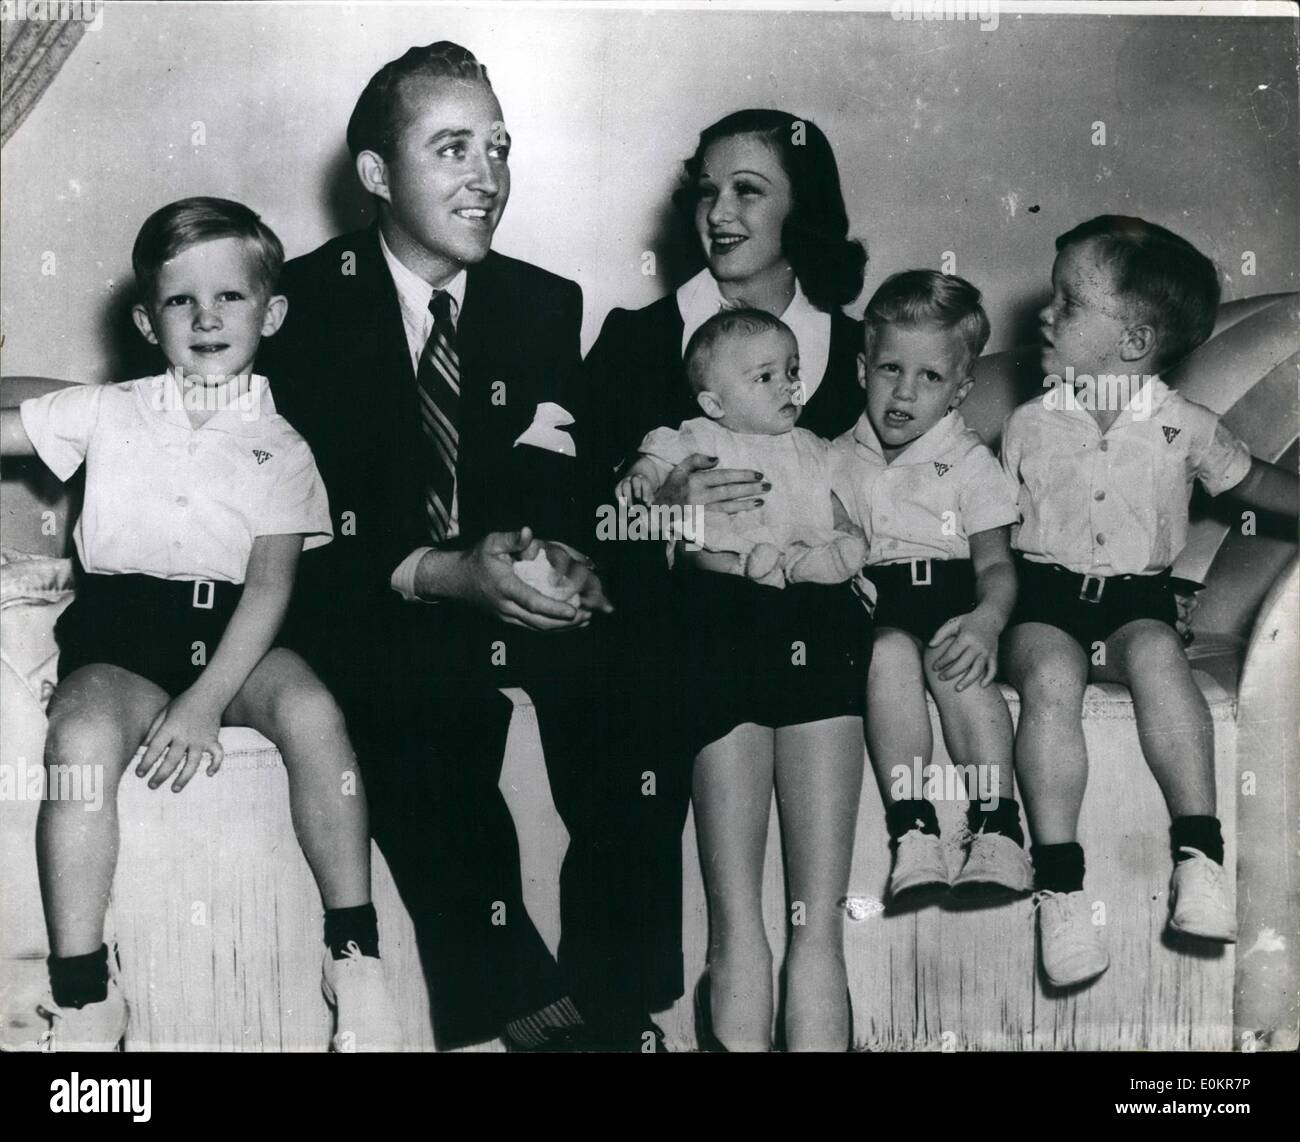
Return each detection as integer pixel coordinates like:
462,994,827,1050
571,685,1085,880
1055,215,1221,372
673,109,867,313
132,196,284,304
347,41,491,161
684,307,792,393
863,270,991,376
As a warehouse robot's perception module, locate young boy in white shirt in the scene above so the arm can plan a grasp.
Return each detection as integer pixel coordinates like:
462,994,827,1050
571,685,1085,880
834,271,1029,902
0,197,401,1051
1001,215,1298,987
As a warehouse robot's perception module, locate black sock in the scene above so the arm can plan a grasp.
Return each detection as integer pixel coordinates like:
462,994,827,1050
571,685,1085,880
324,903,379,960
49,944,109,1009
1031,842,1085,893
968,797,1025,848
1170,816,1224,866
886,798,939,841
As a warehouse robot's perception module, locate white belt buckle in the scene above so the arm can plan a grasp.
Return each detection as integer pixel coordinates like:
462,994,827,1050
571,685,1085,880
192,580,215,609
1079,574,1105,603
910,558,932,587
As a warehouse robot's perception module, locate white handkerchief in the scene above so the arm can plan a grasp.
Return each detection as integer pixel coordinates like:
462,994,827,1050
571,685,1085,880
514,401,576,457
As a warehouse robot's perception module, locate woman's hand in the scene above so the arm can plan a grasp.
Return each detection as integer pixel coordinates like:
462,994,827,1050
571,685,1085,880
653,454,768,514
136,692,226,792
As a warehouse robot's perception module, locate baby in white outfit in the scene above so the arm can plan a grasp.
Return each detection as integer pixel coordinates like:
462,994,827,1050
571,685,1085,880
617,309,866,588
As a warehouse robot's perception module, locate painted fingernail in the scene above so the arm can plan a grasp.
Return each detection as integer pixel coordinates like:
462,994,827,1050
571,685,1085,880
761,482,772,492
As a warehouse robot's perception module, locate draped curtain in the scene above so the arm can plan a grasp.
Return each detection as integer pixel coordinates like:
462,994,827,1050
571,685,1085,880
1,7,90,148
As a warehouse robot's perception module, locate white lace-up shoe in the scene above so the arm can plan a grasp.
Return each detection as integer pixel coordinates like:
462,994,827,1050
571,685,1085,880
321,941,405,1052
1168,847,1237,942
1033,890,1110,987
32,978,128,1052
889,827,950,898
952,830,1033,894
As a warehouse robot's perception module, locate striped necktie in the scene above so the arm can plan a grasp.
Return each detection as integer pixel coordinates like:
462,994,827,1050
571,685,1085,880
416,289,460,540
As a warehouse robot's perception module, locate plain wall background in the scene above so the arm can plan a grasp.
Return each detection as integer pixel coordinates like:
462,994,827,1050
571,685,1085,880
1,3,1296,382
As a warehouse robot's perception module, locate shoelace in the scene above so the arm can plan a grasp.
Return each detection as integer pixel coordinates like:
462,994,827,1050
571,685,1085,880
34,1000,66,1053
1024,889,1076,936
901,821,938,843
892,822,935,852
330,940,386,995
338,939,364,964
1176,846,1224,885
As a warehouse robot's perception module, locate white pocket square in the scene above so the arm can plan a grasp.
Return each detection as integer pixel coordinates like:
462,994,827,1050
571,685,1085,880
514,401,576,457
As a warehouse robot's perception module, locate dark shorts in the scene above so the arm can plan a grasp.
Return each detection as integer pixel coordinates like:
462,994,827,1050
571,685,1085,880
1008,558,1177,650
670,572,872,753
55,572,245,697
865,559,976,644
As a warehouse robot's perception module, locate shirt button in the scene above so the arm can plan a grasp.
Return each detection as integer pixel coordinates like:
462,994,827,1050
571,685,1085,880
1099,440,1109,452
173,540,183,549
1096,533,1106,545
1094,490,1106,501
176,496,188,507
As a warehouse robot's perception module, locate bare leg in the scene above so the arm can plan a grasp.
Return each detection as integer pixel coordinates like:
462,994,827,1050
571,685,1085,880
693,722,776,1051
775,716,862,1052
224,649,369,909
1096,620,1215,817
924,645,1016,802
1004,624,1089,845
38,666,168,957
865,629,931,804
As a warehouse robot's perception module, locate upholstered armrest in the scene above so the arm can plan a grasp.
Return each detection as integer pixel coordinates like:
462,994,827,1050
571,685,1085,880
0,376,76,408
1234,554,1299,1050
0,377,80,558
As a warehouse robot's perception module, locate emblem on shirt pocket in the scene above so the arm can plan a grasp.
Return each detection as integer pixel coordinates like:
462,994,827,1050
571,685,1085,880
253,449,272,464
933,462,950,476
1161,426,1180,444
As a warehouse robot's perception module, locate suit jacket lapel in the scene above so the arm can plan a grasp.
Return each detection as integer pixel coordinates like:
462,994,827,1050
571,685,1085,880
360,226,418,397
457,253,494,386
354,226,428,540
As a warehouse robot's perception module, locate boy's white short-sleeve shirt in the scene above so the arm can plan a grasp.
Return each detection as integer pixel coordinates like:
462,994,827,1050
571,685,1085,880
1000,375,1252,576
20,374,332,584
831,410,1018,565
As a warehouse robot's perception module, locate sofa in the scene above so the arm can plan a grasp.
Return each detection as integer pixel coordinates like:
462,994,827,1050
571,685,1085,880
1,292,1295,1051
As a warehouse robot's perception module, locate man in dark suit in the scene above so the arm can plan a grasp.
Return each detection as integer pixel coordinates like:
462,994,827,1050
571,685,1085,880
260,42,662,1050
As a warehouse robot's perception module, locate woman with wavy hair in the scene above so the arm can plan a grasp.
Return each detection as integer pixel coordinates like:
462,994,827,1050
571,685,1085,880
583,109,869,1050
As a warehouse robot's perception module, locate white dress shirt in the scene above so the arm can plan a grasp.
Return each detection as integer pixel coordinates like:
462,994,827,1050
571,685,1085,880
832,410,1019,565
20,374,332,583
1001,376,1253,576
676,269,832,405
